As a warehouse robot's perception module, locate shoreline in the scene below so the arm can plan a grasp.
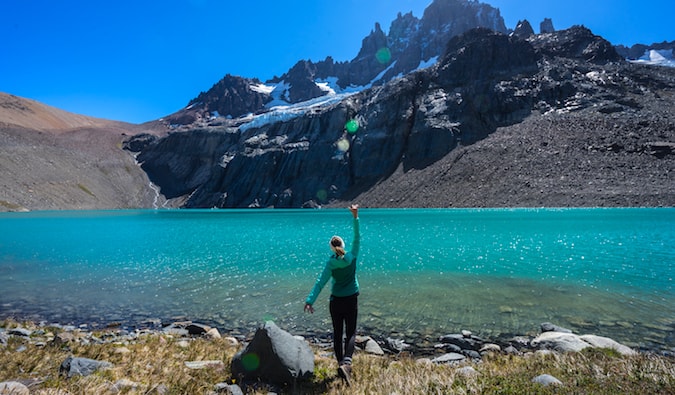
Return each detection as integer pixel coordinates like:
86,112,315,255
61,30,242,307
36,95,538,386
2,313,673,358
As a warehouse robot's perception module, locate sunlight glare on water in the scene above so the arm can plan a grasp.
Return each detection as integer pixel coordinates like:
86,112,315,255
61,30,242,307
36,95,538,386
0,208,672,349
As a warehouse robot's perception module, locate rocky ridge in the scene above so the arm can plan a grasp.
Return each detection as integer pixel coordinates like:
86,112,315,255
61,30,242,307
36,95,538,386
166,0,509,125
126,26,675,209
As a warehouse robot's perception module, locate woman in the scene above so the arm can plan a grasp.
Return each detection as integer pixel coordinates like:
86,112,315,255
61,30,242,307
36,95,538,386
304,204,360,385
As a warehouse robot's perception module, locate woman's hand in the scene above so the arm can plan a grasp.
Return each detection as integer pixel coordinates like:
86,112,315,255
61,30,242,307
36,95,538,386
349,204,359,218
304,303,314,314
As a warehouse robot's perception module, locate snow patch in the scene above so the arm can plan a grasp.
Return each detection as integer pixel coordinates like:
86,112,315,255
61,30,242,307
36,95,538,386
629,49,675,68
239,92,358,132
250,83,275,94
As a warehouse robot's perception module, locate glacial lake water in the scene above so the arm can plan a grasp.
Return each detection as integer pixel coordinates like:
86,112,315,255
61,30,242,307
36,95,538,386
0,208,672,351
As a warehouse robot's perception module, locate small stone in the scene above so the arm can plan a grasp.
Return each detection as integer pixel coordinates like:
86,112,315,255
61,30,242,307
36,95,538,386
112,379,139,392
456,366,479,377
206,328,222,339
461,330,472,338
364,338,385,356
532,374,563,386
214,383,244,395
431,352,465,364
503,345,521,355
114,347,131,354
479,343,501,353
184,360,225,370
0,381,30,395
541,322,572,333
8,328,31,337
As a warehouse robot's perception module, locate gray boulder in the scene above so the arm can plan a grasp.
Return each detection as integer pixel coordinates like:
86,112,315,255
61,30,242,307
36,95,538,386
431,352,466,364
541,322,573,333
59,356,113,378
231,321,314,386
579,334,637,356
531,331,590,352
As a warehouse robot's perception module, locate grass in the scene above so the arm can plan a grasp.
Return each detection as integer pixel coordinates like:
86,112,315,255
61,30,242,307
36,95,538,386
0,200,23,210
1,320,673,394
77,183,96,198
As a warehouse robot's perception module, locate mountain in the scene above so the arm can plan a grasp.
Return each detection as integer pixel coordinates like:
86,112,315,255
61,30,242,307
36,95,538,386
0,93,163,211
165,0,508,127
125,26,675,208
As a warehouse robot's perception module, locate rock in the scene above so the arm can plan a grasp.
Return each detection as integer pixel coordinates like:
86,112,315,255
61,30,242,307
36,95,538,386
111,379,139,392
231,321,314,386
8,328,31,337
364,338,385,356
431,352,466,364
206,328,222,339
439,334,484,351
214,383,244,395
541,322,573,333
59,356,113,378
512,20,535,39
51,332,76,346
479,343,501,354
0,381,29,395
462,349,481,360
531,332,590,352
184,360,225,370
186,323,211,335
532,374,563,386
385,337,411,353
456,366,479,377
540,18,555,34
122,133,158,152
579,335,637,356
114,347,131,354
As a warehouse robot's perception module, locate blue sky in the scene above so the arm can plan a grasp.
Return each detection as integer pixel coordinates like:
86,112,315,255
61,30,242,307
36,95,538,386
1,0,673,124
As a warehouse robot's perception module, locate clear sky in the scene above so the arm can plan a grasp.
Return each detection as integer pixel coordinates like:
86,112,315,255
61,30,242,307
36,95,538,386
1,0,673,124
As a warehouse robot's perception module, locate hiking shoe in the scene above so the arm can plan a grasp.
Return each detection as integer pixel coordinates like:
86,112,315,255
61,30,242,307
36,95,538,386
338,364,352,386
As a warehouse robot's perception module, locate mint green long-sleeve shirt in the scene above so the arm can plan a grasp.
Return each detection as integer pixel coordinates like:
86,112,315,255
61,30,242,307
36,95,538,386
305,217,360,305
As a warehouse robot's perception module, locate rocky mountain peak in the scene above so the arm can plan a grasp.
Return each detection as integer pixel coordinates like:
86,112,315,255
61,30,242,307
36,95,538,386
173,0,508,126
540,18,555,34
513,20,535,39
529,25,623,64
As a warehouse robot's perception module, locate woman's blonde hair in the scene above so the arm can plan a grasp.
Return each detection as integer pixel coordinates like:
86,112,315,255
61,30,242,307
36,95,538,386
330,236,346,257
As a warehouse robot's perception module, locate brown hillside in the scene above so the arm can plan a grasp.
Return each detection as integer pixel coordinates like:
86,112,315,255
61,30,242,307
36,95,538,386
0,93,169,211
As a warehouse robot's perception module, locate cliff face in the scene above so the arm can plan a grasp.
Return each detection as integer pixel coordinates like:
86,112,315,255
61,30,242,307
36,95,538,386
126,27,675,208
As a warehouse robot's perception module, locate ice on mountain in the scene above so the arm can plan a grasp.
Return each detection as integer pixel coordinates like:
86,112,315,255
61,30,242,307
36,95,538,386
630,49,675,68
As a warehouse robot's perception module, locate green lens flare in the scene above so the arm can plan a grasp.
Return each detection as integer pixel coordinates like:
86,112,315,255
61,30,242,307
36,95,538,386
375,47,392,64
345,119,359,134
316,189,328,202
241,353,260,371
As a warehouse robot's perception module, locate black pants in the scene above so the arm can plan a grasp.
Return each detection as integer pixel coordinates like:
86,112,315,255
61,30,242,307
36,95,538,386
329,293,358,365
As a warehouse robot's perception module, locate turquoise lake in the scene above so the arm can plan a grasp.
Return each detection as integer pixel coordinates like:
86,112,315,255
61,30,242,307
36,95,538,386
0,208,673,350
